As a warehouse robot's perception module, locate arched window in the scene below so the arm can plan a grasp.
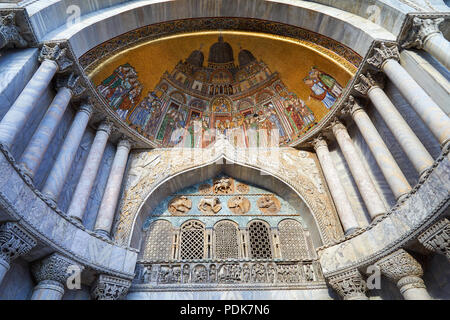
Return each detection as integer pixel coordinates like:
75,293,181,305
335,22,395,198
248,220,272,259
278,219,309,260
180,220,205,260
142,220,174,261
214,220,239,259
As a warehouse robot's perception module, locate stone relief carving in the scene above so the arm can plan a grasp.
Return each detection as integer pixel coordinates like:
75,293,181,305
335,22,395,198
39,43,74,73
91,274,131,300
213,177,234,194
327,269,368,300
198,197,222,214
236,183,250,194
403,17,444,49
257,195,281,214
418,218,449,259
0,222,37,264
31,253,84,285
227,196,251,214
192,264,208,283
168,196,192,215
0,12,27,50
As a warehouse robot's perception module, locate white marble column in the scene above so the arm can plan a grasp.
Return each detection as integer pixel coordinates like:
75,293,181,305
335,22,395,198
0,222,36,286
0,44,72,149
368,42,450,146
19,74,83,179
344,96,412,200
42,104,93,203
67,121,113,223
94,138,131,238
312,136,360,234
31,253,83,300
355,72,434,177
374,249,432,300
331,119,386,221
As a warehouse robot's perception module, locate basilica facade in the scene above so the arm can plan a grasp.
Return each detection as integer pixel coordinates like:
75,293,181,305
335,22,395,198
0,0,448,300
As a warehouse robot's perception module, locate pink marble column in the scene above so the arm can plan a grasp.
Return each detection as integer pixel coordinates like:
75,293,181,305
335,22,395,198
67,121,113,223
331,119,387,221
94,138,131,238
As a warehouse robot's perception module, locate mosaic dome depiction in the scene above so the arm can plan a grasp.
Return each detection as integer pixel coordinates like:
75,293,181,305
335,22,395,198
0,0,449,303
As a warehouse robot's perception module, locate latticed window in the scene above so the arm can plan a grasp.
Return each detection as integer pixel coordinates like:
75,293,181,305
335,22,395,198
142,220,174,261
248,220,272,259
278,219,309,260
180,220,205,260
214,220,239,259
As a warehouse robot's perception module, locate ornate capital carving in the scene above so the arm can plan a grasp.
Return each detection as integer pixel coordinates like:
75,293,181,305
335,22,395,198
91,274,131,300
0,12,27,50
354,72,384,96
31,253,84,285
403,17,444,49
98,120,114,136
341,95,364,117
78,103,94,117
56,73,85,97
0,222,37,264
39,44,73,73
327,269,368,300
418,218,449,259
374,249,423,287
367,42,400,70
330,118,346,136
311,135,328,151
118,138,132,151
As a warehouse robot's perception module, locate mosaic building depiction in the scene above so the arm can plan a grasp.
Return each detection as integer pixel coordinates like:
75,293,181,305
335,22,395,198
0,0,449,302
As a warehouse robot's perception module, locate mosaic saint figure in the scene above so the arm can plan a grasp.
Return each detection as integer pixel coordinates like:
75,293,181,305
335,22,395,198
303,67,342,110
129,91,162,129
157,103,186,146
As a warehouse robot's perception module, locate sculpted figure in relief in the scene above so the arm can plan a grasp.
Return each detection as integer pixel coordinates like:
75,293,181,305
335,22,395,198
228,196,251,214
168,196,192,215
198,197,222,214
257,195,281,214
213,177,233,194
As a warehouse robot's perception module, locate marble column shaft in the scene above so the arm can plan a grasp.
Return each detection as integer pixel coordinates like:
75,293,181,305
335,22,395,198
313,138,360,234
94,139,131,237
67,121,112,222
0,59,58,149
350,104,412,200
19,87,73,178
382,59,450,146
368,86,434,176
42,105,93,203
31,280,65,300
423,32,450,70
332,121,386,220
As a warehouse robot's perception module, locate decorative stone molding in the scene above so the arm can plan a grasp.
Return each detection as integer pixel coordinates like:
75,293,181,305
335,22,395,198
31,253,84,285
39,44,73,73
311,135,327,151
354,72,384,96
56,73,86,97
0,222,36,264
78,103,94,117
91,274,131,300
327,269,368,300
97,120,114,136
418,218,449,259
0,11,27,50
403,17,444,49
367,42,400,70
117,138,132,151
341,96,364,117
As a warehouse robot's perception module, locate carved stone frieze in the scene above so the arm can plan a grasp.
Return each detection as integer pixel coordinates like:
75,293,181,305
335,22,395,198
0,12,27,50
403,17,444,49
327,269,368,300
367,42,400,70
31,253,84,285
0,222,37,264
39,44,74,73
418,218,449,259
91,274,131,300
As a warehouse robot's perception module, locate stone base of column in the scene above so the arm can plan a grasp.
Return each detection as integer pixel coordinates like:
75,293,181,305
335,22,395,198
398,276,432,300
31,280,65,300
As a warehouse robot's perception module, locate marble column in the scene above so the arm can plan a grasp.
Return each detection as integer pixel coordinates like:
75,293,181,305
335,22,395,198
403,17,449,70
91,274,131,300
418,218,449,260
368,42,450,146
67,121,113,223
312,136,360,234
343,96,412,200
355,72,434,177
0,44,73,150
42,104,93,203
374,249,432,300
328,269,369,300
19,73,84,179
331,119,386,221
0,222,37,286
94,138,132,238
31,253,84,300
0,12,27,50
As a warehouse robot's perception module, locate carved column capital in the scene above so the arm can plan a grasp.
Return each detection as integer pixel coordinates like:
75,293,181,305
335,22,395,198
117,137,132,151
311,135,328,151
78,103,94,117
0,11,27,50
341,95,364,117
97,120,114,136
39,44,73,73
31,253,84,285
91,274,131,300
327,269,368,300
330,118,346,136
0,222,37,265
418,218,449,259
403,17,444,49
354,72,384,96
56,73,85,97
367,42,400,70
